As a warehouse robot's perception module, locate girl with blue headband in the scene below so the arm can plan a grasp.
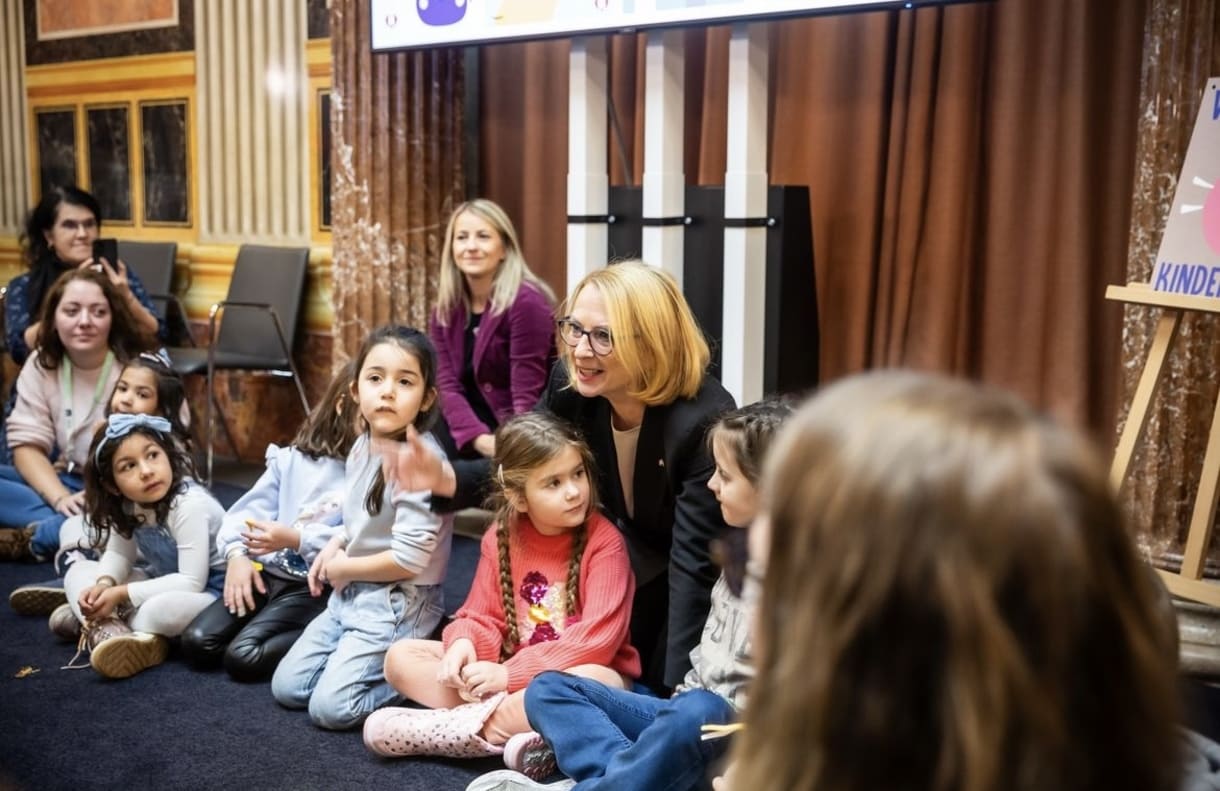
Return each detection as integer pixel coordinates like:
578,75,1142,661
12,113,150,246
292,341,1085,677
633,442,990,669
62,413,225,679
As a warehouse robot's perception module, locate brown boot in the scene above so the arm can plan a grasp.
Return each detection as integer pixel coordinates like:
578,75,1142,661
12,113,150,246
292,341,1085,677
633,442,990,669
87,618,168,679
0,526,36,562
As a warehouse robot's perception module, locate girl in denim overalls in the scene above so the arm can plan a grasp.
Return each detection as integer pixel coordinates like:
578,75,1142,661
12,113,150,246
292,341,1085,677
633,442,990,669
64,413,225,679
271,326,453,730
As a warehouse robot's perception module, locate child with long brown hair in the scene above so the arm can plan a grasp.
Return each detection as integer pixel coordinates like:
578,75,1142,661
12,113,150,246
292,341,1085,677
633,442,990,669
365,412,640,760
722,371,1183,791
270,325,453,730
180,362,360,681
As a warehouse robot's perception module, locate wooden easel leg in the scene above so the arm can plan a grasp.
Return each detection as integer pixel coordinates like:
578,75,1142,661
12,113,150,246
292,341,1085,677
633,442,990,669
1180,385,1220,579
1110,311,1182,491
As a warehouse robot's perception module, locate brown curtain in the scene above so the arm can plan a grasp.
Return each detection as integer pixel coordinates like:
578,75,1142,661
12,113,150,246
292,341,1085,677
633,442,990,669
477,0,1146,437
329,0,465,366
1119,1,1220,563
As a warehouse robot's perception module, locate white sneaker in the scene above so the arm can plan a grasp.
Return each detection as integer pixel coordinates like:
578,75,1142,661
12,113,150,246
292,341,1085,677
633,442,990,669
465,769,575,791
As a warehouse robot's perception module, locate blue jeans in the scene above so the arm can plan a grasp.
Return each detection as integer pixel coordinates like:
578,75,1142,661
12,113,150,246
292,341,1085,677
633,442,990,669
525,671,736,791
270,580,443,730
0,464,81,559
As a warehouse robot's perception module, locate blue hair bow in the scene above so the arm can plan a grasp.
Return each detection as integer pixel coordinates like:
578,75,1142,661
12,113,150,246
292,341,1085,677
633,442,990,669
94,413,173,466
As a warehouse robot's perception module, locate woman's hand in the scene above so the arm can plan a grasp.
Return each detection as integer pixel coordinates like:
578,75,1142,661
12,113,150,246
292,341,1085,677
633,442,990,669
437,638,477,691
373,426,456,496
460,661,509,700
82,255,133,299
241,519,300,554
79,583,128,619
472,433,496,459
224,554,266,617
53,490,86,516
307,534,345,597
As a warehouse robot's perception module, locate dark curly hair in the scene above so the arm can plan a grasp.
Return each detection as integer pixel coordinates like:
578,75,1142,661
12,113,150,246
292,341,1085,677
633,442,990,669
84,423,197,544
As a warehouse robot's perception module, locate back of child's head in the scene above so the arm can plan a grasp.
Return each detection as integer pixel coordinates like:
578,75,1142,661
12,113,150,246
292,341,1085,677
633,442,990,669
732,370,1181,791
707,399,794,486
489,412,599,660
350,324,439,434
109,351,192,438
294,360,359,460
84,413,197,544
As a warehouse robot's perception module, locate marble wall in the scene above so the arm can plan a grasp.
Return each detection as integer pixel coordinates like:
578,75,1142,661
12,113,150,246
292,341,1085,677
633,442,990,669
34,108,74,197
86,105,132,222
141,101,190,224
329,0,465,365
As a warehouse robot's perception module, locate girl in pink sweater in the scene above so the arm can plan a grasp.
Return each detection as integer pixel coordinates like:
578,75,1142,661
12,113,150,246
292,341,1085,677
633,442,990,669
364,412,640,760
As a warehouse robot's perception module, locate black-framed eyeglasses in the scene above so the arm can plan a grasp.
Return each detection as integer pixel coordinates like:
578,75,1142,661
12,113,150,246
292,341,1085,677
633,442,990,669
556,318,614,356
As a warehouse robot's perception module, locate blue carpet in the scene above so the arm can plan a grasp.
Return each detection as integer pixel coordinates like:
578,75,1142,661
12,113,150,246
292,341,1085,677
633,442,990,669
0,531,498,791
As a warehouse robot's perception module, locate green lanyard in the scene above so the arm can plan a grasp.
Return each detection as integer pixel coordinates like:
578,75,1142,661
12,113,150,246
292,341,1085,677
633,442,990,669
59,350,116,449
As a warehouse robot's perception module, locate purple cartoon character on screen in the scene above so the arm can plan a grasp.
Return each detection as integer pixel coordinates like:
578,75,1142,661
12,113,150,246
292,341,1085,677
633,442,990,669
417,0,467,26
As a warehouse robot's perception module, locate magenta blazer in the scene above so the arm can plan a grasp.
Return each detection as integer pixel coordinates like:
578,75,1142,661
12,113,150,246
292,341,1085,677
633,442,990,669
430,280,556,450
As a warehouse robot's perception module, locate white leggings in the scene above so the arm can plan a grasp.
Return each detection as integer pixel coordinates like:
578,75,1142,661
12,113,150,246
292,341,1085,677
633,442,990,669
63,559,216,638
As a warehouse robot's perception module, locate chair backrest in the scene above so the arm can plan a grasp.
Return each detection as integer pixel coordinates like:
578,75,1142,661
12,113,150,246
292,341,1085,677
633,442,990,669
117,240,177,303
215,244,310,365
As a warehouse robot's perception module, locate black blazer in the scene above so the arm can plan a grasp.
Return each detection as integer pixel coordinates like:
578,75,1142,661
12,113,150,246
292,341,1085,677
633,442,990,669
450,363,735,686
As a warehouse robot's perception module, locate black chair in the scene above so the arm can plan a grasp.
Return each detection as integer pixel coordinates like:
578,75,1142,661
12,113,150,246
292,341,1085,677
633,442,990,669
164,244,312,485
117,240,192,346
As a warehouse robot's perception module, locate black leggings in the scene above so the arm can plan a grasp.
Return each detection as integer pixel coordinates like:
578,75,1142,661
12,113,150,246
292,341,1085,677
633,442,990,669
181,575,328,682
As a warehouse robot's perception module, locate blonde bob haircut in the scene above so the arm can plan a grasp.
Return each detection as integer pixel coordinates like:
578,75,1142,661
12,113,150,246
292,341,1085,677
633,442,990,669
730,370,1181,791
560,261,710,405
435,198,555,323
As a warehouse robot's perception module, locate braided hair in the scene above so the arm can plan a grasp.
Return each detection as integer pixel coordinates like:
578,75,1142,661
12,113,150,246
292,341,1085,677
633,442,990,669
488,412,599,660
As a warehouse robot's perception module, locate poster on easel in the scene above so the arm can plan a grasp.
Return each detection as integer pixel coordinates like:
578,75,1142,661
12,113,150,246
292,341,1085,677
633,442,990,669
1152,77,1220,297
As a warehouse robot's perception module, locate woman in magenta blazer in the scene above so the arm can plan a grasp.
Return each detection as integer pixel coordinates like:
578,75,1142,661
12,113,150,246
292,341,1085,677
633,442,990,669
430,199,557,458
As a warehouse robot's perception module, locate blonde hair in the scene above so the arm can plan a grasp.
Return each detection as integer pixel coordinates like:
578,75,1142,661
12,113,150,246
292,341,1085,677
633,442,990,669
560,261,709,405
487,412,598,661
434,198,555,323
731,371,1181,791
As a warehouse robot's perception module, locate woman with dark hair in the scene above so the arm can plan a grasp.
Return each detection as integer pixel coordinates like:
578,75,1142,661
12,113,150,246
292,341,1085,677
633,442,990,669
0,268,156,562
5,185,164,366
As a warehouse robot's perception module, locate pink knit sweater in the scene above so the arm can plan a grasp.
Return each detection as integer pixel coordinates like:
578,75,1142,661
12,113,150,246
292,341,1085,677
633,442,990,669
442,511,641,691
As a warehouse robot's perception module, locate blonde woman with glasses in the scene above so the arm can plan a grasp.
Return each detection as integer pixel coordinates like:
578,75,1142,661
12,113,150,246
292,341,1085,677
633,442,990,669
381,261,735,693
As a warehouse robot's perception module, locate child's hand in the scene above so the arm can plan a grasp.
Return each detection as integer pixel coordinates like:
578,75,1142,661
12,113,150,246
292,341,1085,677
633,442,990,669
224,554,266,617
460,661,508,700
241,519,300,554
712,759,738,791
79,583,127,619
321,549,351,594
308,534,345,597
437,638,477,690
374,426,453,495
